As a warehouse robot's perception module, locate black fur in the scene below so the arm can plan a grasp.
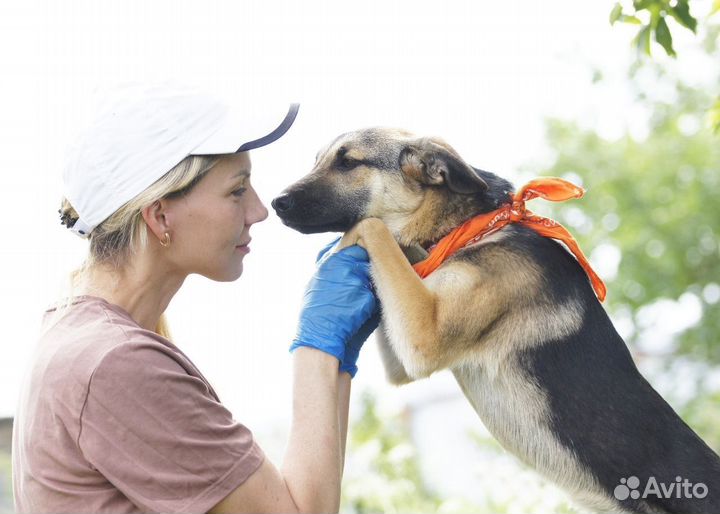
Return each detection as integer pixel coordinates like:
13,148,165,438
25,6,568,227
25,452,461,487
457,221,720,514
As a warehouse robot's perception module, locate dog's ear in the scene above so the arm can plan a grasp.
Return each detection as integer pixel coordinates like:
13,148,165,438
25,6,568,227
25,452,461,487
398,138,488,194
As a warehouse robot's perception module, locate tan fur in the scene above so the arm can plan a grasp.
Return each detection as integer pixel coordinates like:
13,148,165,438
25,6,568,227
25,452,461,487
323,129,585,387
340,219,575,378
395,190,449,246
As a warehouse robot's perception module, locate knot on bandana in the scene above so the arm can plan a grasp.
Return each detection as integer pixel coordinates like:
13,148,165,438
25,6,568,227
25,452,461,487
509,199,526,221
412,177,607,302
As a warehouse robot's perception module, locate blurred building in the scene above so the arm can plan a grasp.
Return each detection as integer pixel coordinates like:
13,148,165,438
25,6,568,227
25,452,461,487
0,418,12,514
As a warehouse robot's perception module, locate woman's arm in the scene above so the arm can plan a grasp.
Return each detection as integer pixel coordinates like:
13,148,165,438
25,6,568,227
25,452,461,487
210,245,372,514
209,349,348,514
337,370,352,469
282,348,346,512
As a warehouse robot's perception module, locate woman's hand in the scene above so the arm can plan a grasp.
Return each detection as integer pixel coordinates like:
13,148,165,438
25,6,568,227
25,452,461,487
290,244,378,365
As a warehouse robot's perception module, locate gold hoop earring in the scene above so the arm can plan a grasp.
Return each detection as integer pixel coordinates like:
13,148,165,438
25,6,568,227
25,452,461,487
160,232,171,247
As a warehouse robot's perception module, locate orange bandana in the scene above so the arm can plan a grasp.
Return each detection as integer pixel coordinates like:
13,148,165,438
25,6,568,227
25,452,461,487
412,177,607,302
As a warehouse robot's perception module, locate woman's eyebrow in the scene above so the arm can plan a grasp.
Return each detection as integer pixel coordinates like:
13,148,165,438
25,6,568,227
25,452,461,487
232,169,251,180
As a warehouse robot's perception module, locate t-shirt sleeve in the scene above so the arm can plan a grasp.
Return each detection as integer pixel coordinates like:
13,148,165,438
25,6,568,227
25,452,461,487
77,342,264,514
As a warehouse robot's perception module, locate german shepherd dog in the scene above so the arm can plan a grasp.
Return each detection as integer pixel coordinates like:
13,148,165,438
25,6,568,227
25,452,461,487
272,128,720,513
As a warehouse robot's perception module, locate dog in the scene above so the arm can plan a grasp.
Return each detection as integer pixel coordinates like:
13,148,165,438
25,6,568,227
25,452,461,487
272,127,720,513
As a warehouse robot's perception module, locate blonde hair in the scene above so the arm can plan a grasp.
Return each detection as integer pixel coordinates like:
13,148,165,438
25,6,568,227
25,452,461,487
58,154,222,339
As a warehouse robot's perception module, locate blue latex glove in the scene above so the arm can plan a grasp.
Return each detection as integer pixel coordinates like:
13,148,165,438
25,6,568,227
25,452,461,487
315,236,341,265
314,237,381,377
340,308,381,377
290,243,377,365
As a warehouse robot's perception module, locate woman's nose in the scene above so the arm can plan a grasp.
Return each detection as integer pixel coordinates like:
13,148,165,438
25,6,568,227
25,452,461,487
247,189,269,225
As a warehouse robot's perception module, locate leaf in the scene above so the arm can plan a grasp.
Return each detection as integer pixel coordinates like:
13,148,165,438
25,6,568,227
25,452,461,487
669,0,697,33
633,0,655,10
634,25,653,55
610,2,623,25
621,15,643,25
709,98,720,134
654,17,676,57
713,0,720,16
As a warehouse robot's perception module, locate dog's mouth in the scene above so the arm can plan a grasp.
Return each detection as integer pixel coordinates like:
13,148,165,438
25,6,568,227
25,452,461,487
272,188,366,234
277,215,359,234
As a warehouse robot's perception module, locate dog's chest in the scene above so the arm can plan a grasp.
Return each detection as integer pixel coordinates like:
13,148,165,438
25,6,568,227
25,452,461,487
452,359,550,463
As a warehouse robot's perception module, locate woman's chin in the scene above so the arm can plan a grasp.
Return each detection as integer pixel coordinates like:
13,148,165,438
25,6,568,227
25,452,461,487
203,262,244,283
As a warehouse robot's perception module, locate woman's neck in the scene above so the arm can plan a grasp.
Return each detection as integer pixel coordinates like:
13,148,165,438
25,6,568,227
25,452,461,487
80,258,185,332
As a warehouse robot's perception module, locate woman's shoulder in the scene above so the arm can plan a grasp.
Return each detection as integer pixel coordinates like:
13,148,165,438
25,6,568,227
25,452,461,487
16,296,217,463
43,295,148,351
36,296,185,390
44,294,139,332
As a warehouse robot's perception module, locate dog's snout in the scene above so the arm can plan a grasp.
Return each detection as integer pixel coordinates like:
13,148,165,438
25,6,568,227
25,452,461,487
271,194,294,213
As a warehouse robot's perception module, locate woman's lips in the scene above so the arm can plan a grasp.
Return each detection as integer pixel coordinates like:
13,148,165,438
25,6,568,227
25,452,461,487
236,238,251,253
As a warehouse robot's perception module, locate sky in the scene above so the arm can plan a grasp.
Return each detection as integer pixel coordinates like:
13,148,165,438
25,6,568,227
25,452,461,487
1,0,626,415
1,0,715,494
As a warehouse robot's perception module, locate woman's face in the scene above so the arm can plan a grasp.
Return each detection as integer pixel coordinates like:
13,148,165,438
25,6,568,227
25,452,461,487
164,152,268,281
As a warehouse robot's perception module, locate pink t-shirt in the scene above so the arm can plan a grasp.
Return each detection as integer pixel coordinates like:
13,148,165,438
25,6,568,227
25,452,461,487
12,296,264,513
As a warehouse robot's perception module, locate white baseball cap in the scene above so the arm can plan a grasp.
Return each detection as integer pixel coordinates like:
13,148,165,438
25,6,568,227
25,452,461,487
62,83,299,238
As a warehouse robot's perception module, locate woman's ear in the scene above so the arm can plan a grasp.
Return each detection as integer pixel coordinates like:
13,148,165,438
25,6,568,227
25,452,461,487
141,200,170,242
398,137,488,194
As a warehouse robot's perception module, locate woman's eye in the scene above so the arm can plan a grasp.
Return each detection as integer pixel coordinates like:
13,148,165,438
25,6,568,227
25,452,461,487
232,187,247,197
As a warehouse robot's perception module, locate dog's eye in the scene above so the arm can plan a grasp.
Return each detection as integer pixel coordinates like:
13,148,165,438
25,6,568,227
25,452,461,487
337,156,358,171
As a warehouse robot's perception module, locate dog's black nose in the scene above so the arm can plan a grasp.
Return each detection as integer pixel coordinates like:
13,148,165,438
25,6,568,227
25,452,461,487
271,194,294,213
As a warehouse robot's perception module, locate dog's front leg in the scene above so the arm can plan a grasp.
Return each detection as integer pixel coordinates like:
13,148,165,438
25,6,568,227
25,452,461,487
375,323,414,385
340,218,460,379
341,232,423,384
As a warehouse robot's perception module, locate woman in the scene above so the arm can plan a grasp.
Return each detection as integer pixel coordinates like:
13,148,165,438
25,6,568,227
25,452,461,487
12,84,378,513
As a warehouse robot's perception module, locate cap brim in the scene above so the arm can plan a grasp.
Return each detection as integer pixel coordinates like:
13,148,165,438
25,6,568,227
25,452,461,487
191,103,299,155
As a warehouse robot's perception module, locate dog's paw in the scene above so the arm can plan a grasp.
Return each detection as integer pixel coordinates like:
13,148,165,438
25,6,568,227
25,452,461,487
338,219,374,250
338,218,388,251
338,229,362,251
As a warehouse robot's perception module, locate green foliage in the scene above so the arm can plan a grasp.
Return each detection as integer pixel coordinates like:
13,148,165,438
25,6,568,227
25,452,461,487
710,97,720,133
680,389,720,450
610,1,719,132
610,0,698,57
341,391,444,513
